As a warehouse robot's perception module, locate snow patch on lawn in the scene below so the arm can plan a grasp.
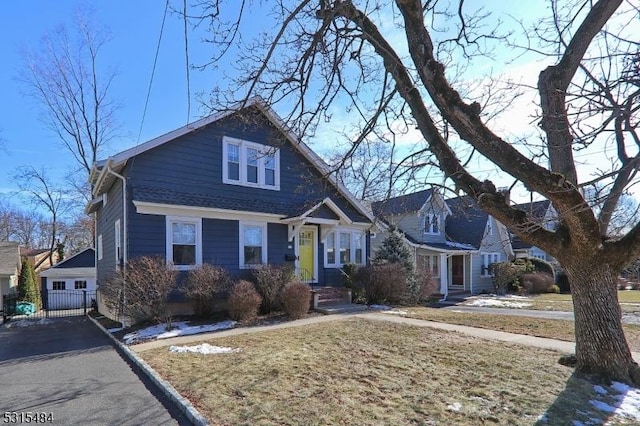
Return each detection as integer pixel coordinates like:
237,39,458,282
4,318,54,328
122,320,236,345
467,299,532,309
169,343,241,355
368,305,408,315
446,402,462,412
560,382,640,425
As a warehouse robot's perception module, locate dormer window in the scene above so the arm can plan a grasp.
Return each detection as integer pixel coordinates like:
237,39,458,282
222,136,280,190
425,214,440,234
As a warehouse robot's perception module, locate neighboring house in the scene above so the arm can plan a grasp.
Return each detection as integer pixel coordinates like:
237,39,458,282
40,248,96,310
87,98,374,310
20,247,59,273
511,200,557,262
372,190,513,295
0,242,20,303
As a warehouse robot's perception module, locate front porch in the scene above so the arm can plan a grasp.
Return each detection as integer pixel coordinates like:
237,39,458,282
415,249,478,295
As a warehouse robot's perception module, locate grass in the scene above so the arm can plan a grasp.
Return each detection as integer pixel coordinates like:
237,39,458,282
140,318,625,425
404,307,640,352
462,290,640,313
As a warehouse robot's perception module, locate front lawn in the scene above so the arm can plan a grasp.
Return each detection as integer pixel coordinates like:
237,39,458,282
462,291,640,313
140,318,634,425
404,307,640,352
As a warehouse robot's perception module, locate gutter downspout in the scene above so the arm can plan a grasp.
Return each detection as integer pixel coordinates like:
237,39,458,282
106,165,127,325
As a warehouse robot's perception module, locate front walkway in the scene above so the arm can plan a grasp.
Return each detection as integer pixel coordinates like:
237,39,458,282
130,310,640,362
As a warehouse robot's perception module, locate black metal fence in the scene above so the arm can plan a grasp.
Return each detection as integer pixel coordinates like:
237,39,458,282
2,290,97,322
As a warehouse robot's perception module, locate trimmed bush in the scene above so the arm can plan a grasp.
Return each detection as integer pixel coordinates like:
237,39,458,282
521,272,555,294
342,263,364,303
252,264,294,313
183,264,231,318
282,281,311,319
100,256,177,327
356,263,408,305
491,259,533,294
525,257,555,277
407,271,439,304
228,280,262,322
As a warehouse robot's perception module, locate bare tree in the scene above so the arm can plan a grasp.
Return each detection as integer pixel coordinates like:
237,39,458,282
14,167,70,269
192,0,640,384
21,8,119,180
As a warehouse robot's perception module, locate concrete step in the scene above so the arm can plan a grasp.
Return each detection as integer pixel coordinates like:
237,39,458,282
315,303,368,315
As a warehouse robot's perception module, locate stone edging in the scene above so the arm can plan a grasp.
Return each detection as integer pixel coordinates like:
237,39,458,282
87,315,209,426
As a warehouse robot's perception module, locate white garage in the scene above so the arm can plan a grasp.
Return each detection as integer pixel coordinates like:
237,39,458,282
40,248,96,310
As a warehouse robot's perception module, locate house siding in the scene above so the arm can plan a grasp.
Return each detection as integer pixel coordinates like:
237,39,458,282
472,217,512,293
96,178,124,285
124,112,367,223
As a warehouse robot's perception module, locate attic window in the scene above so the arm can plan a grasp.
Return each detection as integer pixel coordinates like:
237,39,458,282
222,137,280,190
424,214,440,235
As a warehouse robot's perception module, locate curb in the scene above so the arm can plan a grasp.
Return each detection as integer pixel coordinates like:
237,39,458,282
88,315,209,426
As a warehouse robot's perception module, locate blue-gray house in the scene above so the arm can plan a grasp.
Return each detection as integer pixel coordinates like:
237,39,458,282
87,99,374,303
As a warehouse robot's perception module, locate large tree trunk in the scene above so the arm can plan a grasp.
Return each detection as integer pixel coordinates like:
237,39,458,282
565,261,640,385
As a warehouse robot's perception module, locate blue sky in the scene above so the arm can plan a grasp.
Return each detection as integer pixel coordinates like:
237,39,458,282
0,1,215,197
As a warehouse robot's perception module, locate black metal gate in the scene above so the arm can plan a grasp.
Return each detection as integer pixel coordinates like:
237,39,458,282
2,290,97,323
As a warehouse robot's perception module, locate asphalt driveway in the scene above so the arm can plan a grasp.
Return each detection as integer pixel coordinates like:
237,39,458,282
0,317,189,425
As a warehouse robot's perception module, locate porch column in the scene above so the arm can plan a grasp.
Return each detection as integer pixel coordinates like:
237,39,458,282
439,253,448,294
469,254,473,294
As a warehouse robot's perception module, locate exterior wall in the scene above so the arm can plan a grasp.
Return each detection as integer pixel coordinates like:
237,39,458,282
385,211,447,245
44,276,97,310
471,217,512,294
95,177,124,285
124,112,368,224
0,275,17,300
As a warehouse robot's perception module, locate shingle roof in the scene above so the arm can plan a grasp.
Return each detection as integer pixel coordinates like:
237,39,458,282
371,189,433,216
511,200,552,249
49,248,95,269
444,196,488,248
0,242,20,276
133,186,324,218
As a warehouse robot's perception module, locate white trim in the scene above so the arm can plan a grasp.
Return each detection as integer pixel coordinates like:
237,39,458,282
480,252,501,277
134,200,285,222
166,216,203,270
97,235,103,261
222,136,281,190
323,228,366,268
239,221,268,268
295,225,318,283
40,267,96,278
88,97,374,223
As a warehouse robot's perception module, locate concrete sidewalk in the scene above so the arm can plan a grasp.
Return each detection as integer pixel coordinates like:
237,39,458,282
130,310,639,362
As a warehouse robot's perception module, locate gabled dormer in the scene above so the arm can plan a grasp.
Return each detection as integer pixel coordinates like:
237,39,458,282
418,191,451,241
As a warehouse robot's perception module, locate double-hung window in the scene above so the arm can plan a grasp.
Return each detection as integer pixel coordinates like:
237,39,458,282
240,222,268,267
166,217,202,270
325,230,366,267
418,254,439,276
425,214,440,234
222,137,280,190
481,252,501,276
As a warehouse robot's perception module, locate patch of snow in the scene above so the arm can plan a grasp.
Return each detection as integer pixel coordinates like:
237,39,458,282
446,402,462,412
123,320,236,345
583,382,640,423
445,241,476,250
593,385,607,395
467,299,532,309
169,343,241,355
381,309,408,315
107,327,124,333
5,318,53,328
369,304,392,311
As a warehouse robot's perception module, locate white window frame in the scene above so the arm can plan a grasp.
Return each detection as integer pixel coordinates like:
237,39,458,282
97,235,103,261
52,281,66,290
418,254,439,277
239,221,268,268
74,280,87,290
481,252,501,277
222,136,280,190
324,229,366,268
424,213,440,235
166,216,203,270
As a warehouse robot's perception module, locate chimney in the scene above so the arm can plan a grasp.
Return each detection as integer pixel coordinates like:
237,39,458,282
497,186,510,205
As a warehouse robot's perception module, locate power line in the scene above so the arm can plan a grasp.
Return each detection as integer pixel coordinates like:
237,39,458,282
137,0,170,144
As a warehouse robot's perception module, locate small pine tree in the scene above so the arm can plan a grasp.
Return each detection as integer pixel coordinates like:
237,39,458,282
18,259,41,309
374,225,413,273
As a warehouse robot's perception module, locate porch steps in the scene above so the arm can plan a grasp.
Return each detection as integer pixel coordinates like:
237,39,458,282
311,287,366,314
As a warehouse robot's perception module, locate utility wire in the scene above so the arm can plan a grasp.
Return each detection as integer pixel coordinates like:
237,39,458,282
137,0,170,143
183,0,191,123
